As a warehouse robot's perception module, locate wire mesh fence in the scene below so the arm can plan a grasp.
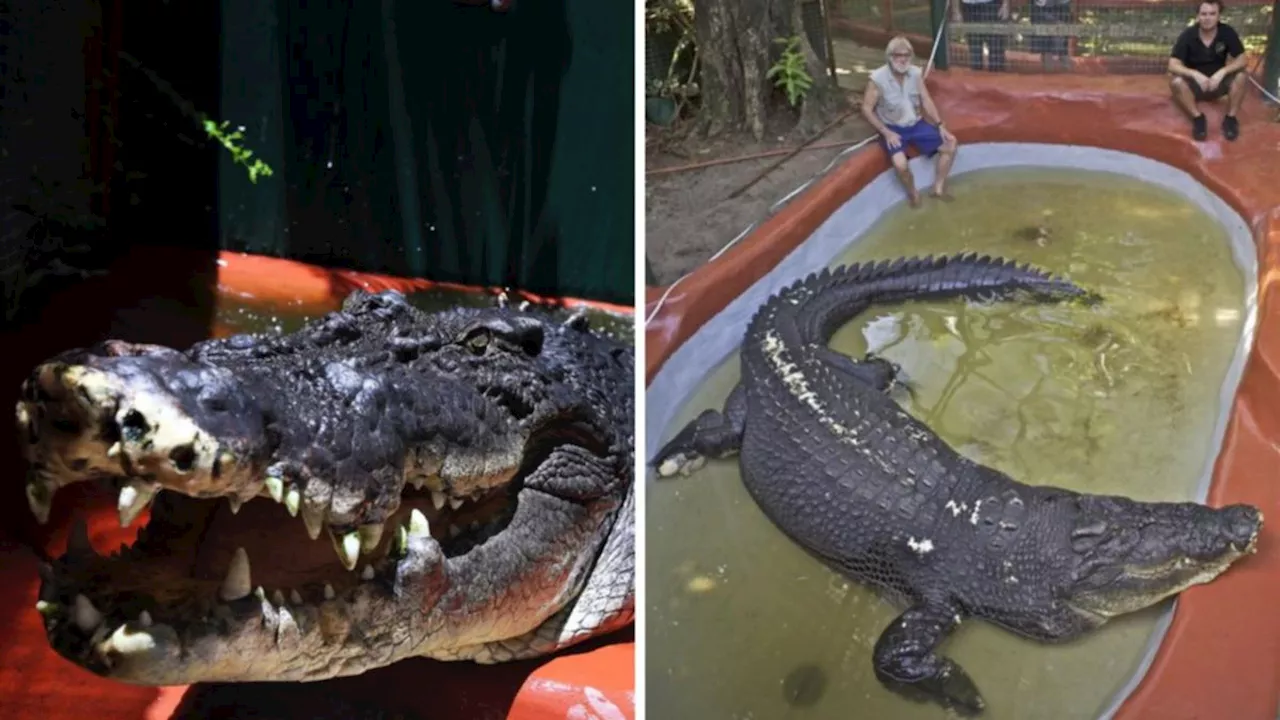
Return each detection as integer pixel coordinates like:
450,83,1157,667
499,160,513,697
831,0,1274,75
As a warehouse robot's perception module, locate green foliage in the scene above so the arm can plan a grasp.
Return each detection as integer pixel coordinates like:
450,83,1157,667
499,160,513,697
203,118,274,184
767,36,812,107
645,0,698,102
644,0,693,33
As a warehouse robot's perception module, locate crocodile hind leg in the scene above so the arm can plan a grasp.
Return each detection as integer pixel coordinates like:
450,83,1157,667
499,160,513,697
652,382,745,477
873,601,984,716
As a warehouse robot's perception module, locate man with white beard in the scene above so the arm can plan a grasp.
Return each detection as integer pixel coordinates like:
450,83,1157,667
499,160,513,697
860,35,959,208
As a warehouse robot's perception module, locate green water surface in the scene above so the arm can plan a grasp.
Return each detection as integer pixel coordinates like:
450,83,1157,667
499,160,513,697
646,168,1249,720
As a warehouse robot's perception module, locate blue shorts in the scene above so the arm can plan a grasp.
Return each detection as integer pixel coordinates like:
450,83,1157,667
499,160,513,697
879,119,944,158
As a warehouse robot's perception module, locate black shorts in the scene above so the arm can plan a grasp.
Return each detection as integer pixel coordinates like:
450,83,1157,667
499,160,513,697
1189,70,1239,101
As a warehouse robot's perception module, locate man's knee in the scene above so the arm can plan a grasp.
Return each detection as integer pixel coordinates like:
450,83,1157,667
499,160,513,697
1169,75,1185,92
940,136,958,154
890,152,909,171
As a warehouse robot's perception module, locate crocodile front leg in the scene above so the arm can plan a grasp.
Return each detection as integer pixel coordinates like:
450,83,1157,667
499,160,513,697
873,601,984,716
652,382,745,477
814,348,916,402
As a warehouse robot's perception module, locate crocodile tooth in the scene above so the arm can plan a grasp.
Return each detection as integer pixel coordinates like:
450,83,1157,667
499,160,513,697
361,565,375,581
254,586,267,601
448,524,462,538
448,496,464,511
394,526,409,556
289,589,303,605
276,606,300,647
300,502,325,541
117,481,158,527
264,475,284,503
66,518,94,557
106,442,122,458
137,610,152,628
15,401,29,424
284,487,301,517
272,589,286,607
219,547,253,601
408,476,425,490
431,490,446,511
323,583,335,600
331,530,360,571
73,594,102,631
408,509,431,539
106,624,157,655
357,523,384,553
227,496,244,515
36,600,57,616
26,482,52,525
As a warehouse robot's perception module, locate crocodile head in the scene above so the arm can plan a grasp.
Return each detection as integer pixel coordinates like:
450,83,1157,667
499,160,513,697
16,291,632,685
1064,495,1261,623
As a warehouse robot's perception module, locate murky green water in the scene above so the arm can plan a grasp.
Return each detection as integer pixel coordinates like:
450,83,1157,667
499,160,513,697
647,168,1249,720
215,288,634,344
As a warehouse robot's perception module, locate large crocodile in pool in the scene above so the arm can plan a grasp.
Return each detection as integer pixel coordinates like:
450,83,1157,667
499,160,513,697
16,289,634,685
652,254,1260,715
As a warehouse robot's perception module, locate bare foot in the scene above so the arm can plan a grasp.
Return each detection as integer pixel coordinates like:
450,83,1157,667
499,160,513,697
908,193,922,208
930,188,954,202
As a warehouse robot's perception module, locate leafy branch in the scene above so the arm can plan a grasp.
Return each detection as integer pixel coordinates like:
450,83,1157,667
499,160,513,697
203,119,274,183
767,36,813,108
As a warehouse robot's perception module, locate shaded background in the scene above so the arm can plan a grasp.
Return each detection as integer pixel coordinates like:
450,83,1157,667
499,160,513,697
3,0,634,324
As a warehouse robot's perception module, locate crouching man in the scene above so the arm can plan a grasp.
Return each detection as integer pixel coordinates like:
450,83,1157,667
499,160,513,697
1168,0,1247,141
860,35,958,208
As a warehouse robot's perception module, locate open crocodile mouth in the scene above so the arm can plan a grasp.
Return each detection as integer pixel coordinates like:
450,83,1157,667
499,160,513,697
36,476,519,674
17,354,532,678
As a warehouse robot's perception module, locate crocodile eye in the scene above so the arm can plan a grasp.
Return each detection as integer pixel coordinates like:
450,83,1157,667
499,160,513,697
466,330,491,354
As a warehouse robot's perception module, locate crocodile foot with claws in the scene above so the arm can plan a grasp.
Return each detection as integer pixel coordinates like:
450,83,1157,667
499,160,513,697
652,254,1261,715
17,289,634,685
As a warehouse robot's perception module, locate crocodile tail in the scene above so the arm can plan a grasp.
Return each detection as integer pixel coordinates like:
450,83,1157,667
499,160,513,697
865,253,1096,303
799,253,1095,304
750,254,1100,343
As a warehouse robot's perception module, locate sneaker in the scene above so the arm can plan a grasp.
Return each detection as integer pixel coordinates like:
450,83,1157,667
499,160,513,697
1192,114,1207,141
1223,115,1239,141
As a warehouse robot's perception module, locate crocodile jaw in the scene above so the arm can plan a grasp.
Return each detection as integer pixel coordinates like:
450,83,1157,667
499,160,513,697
17,352,612,683
33,475,614,685
1066,504,1262,623
38,505,449,685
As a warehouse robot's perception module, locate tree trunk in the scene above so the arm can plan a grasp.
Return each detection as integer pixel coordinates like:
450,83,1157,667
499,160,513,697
693,0,838,140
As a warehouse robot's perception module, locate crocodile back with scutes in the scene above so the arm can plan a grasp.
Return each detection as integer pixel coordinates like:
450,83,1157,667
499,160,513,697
733,254,1093,602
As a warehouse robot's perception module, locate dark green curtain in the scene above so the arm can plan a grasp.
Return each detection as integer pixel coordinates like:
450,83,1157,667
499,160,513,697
217,0,634,305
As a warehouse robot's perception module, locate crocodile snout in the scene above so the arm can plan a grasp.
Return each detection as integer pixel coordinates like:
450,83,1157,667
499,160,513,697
1221,504,1262,551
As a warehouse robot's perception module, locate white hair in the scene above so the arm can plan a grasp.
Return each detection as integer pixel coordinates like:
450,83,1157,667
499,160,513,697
885,35,913,59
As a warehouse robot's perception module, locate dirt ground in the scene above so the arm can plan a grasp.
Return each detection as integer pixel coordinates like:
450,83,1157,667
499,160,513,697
645,91,878,287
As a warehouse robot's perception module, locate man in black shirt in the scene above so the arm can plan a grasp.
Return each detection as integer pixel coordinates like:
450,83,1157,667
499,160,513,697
1168,0,1248,141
